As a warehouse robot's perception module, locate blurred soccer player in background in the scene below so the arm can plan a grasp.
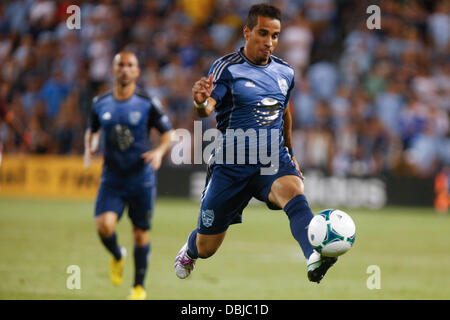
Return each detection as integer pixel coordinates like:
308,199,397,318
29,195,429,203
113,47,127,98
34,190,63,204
174,3,337,284
84,51,173,299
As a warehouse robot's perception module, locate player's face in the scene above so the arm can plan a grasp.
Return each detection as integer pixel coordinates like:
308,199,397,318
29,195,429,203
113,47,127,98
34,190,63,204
112,53,140,86
243,16,281,65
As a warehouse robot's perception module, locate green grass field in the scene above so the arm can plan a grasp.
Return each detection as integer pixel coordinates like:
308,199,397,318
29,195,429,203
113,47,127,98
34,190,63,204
0,197,449,300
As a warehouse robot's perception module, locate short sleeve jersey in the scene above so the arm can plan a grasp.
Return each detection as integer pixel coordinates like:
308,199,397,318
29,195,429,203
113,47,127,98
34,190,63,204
89,88,172,175
208,47,295,153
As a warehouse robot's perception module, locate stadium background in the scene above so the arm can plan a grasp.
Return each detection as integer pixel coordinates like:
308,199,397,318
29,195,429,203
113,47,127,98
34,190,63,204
0,0,449,300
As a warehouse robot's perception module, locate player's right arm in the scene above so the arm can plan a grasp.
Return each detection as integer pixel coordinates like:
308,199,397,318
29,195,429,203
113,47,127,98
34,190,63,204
84,103,101,168
192,74,216,118
84,129,100,168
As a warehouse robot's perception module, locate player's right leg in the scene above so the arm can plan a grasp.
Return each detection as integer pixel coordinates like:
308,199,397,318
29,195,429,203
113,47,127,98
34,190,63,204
174,164,254,279
174,231,226,279
95,211,120,258
95,211,127,286
95,182,126,286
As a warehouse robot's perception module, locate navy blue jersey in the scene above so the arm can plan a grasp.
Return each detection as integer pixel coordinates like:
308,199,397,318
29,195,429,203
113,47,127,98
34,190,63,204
208,47,294,161
89,88,172,176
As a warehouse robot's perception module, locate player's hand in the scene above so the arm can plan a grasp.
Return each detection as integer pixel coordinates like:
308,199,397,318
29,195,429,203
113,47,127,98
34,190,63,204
83,148,94,169
291,156,305,180
192,74,213,104
84,133,99,168
141,149,164,170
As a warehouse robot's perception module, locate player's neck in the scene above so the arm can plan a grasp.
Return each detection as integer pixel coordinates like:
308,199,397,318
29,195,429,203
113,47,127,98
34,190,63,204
242,46,269,66
113,82,136,101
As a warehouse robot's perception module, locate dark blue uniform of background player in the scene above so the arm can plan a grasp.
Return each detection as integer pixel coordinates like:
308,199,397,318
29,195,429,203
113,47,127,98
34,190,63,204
90,87,171,228
174,4,338,284
85,52,173,299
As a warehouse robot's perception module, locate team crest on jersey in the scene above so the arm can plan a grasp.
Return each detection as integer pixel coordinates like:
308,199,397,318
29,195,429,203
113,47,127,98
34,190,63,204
201,209,215,228
278,78,288,95
129,111,141,125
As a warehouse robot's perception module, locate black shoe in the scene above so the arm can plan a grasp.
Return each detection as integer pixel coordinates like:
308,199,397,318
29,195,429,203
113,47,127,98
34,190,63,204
307,256,338,283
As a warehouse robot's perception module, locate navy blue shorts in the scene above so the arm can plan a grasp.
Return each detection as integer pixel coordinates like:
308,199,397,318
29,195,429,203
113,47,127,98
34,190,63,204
94,168,156,230
197,148,301,235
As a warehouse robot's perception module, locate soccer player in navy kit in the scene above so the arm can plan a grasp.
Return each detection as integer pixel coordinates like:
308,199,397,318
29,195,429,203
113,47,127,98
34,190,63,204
84,51,173,299
174,4,337,284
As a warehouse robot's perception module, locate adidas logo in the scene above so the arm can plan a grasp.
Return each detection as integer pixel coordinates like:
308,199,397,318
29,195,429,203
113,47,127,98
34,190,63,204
102,112,112,120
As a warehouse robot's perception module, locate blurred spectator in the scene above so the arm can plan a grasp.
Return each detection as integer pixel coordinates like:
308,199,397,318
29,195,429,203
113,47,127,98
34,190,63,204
398,94,428,149
39,69,71,118
427,1,449,53
374,81,405,136
53,92,83,154
405,122,440,177
292,75,316,128
5,0,34,35
28,99,53,154
307,61,338,100
280,9,313,71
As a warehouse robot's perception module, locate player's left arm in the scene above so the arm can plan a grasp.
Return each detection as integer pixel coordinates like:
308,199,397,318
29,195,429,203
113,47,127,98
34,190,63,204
283,103,304,180
141,98,174,170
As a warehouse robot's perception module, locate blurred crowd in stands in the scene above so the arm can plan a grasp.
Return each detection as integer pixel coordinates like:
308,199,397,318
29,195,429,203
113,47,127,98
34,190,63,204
0,0,448,178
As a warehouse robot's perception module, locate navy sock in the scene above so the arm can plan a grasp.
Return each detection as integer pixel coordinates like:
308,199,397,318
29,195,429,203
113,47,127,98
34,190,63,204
283,194,315,259
186,229,199,259
99,232,122,261
134,243,150,287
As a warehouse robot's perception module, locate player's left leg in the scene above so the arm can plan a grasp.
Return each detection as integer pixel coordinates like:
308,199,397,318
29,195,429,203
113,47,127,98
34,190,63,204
268,174,338,283
126,183,155,299
94,182,127,286
128,227,150,300
268,175,313,258
254,149,337,283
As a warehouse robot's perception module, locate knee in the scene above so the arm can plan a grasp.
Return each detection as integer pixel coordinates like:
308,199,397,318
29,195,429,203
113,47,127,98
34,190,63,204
285,184,304,201
96,221,114,237
270,176,305,208
133,228,149,246
96,214,116,237
289,177,305,196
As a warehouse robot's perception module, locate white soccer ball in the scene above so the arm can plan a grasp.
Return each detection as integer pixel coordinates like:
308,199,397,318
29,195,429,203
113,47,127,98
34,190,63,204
307,209,356,257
